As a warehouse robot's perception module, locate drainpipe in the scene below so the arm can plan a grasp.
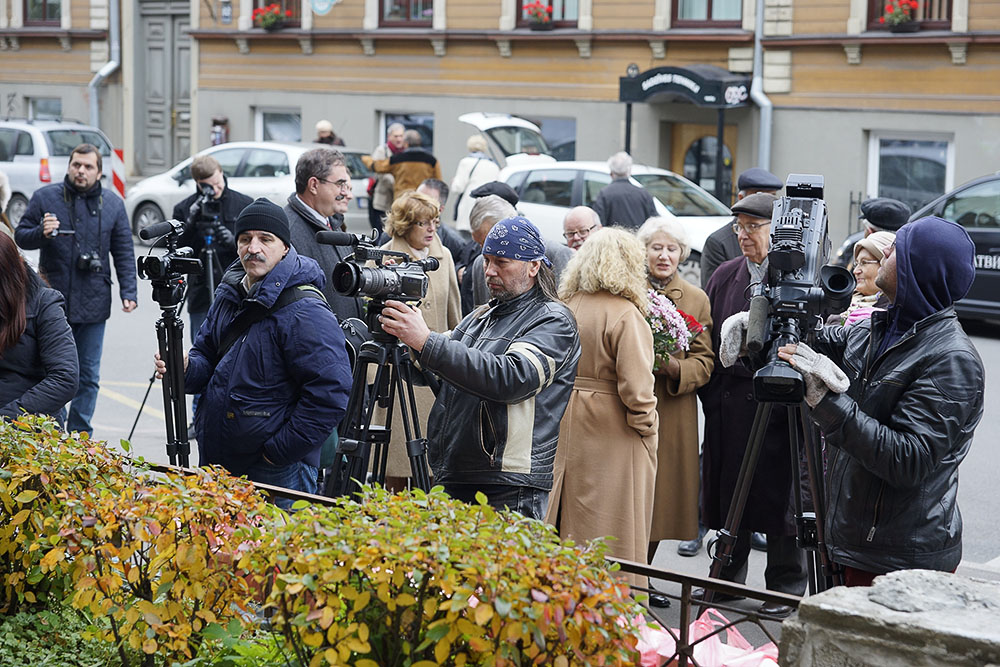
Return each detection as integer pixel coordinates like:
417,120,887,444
88,0,121,128
750,0,772,170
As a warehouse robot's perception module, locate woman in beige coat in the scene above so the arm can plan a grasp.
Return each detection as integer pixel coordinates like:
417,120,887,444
545,228,658,586
637,218,714,563
377,191,461,488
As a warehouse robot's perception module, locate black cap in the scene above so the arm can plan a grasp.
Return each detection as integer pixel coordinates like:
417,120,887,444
737,167,783,192
234,198,291,247
860,197,911,232
470,181,519,207
731,192,778,220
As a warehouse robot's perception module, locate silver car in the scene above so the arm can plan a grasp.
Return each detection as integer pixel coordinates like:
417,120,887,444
0,119,117,226
125,141,374,243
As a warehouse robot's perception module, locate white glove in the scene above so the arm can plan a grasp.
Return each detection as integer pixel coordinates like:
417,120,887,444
719,311,749,368
787,342,849,408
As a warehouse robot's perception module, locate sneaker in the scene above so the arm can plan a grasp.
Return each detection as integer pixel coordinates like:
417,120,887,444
750,532,767,552
677,536,703,557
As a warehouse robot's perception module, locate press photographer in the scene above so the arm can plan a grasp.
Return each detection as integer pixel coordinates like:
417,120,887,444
172,155,253,342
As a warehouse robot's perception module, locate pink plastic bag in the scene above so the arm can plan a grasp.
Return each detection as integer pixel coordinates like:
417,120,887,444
631,609,779,667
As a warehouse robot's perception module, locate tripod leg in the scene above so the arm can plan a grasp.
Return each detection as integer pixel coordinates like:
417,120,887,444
156,318,178,466
392,345,433,491
796,405,843,589
165,312,191,467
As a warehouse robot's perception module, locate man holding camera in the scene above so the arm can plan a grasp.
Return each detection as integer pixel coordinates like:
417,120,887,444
156,199,352,504
15,143,137,436
777,216,984,586
172,155,253,343
379,215,581,519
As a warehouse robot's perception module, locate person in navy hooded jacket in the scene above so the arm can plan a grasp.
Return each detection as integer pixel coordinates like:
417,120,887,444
156,198,351,504
772,216,985,586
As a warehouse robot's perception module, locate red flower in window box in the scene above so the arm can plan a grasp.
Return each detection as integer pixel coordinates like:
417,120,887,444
523,1,553,24
252,3,285,30
881,0,918,26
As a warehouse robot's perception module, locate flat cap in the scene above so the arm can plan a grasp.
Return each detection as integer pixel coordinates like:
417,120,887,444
470,181,519,207
737,167,783,192
860,197,911,232
731,192,778,220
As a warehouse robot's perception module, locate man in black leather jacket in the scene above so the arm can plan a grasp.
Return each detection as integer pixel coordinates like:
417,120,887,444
379,216,581,519
173,155,252,342
777,216,984,586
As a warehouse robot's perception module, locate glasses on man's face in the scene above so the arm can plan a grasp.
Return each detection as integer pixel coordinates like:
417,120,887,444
732,221,770,234
563,224,597,240
417,217,440,229
317,177,352,192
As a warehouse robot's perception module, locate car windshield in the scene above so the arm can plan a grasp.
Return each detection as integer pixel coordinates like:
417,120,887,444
633,173,731,216
45,129,112,156
485,127,550,157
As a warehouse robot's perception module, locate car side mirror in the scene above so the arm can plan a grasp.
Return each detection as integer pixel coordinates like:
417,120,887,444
172,171,188,186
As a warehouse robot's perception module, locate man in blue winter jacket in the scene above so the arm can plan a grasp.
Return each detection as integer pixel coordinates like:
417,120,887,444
155,198,352,504
15,143,137,435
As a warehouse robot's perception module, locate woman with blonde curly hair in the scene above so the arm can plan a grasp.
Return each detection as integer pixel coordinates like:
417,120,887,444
544,228,658,585
377,190,461,489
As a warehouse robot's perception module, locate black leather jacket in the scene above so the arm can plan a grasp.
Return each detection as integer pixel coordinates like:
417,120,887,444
811,306,984,574
420,287,581,491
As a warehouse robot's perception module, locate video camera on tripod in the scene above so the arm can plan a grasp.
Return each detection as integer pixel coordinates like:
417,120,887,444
745,174,855,404
191,183,223,224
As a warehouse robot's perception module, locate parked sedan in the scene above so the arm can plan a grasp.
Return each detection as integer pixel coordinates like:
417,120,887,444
125,141,373,243
498,161,732,281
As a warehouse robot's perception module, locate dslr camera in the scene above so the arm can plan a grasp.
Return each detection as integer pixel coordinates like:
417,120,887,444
76,252,102,273
192,182,222,221
745,174,855,404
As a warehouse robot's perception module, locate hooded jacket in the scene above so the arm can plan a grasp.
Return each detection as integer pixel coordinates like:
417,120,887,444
811,216,984,574
419,286,581,492
185,246,352,475
15,178,137,324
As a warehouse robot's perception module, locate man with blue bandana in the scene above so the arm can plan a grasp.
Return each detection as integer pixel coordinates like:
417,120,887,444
380,215,581,519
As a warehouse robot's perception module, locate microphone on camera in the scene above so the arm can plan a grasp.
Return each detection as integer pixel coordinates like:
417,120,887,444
315,230,357,246
139,220,181,241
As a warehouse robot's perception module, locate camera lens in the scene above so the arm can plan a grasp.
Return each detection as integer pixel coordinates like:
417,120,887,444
332,263,362,296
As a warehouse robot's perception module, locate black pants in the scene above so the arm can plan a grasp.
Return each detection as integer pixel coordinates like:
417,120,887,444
716,529,807,595
368,199,384,232
444,483,547,520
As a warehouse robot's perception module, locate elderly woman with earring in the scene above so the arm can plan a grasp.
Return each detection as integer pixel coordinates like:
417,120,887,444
545,227,658,587
831,231,896,327
376,190,462,490
637,217,714,603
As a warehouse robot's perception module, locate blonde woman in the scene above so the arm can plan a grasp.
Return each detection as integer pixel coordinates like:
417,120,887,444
544,228,658,585
378,191,461,489
449,135,499,232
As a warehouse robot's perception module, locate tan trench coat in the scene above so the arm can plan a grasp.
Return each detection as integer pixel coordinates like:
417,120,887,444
648,274,714,542
545,291,658,583
376,234,461,477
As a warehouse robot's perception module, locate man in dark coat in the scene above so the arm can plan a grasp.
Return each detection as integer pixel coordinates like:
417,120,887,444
591,151,656,229
363,129,442,201
698,192,807,614
700,167,783,288
778,216,984,586
172,155,252,343
15,143,137,435
285,147,364,323
156,199,352,507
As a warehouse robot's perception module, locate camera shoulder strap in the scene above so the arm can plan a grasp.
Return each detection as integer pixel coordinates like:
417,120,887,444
216,284,330,360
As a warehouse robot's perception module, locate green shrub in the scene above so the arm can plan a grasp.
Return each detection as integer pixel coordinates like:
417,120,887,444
246,486,641,666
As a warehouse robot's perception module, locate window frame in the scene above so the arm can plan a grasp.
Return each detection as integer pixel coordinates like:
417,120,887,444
670,0,742,29
23,0,60,26
866,131,955,213
254,107,302,143
866,0,952,31
515,0,579,28
379,0,433,27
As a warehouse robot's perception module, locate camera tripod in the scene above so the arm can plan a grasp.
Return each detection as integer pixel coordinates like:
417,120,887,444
703,398,842,604
147,277,192,467
324,313,433,498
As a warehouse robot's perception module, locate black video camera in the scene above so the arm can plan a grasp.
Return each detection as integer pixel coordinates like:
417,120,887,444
317,230,439,341
76,251,102,273
137,219,204,307
745,174,855,404
193,182,222,221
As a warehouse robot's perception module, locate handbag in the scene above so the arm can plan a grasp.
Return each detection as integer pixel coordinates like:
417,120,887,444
631,608,779,667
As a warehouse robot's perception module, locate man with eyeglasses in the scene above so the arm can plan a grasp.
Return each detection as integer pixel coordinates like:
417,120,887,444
695,191,808,616
286,147,364,322
562,206,601,251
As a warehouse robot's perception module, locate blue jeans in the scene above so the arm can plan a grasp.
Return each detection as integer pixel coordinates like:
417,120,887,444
244,459,318,511
188,310,208,416
444,483,548,520
67,321,106,435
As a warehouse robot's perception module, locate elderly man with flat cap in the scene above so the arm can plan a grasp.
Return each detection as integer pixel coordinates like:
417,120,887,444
380,215,581,519
155,198,352,506
695,191,808,616
700,167,783,289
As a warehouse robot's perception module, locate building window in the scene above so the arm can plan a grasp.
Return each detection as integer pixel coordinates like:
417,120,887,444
27,97,62,121
381,0,433,26
255,109,302,142
684,136,733,203
517,0,578,27
867,0,951,30
672,0,741,27
867,133,953,213
24,0,60,25
255,0,300,26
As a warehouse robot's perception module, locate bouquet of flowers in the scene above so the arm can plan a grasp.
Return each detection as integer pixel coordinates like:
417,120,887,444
646,289,704,367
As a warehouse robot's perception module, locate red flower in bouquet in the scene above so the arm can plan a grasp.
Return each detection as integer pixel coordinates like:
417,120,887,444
646,290,704,368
